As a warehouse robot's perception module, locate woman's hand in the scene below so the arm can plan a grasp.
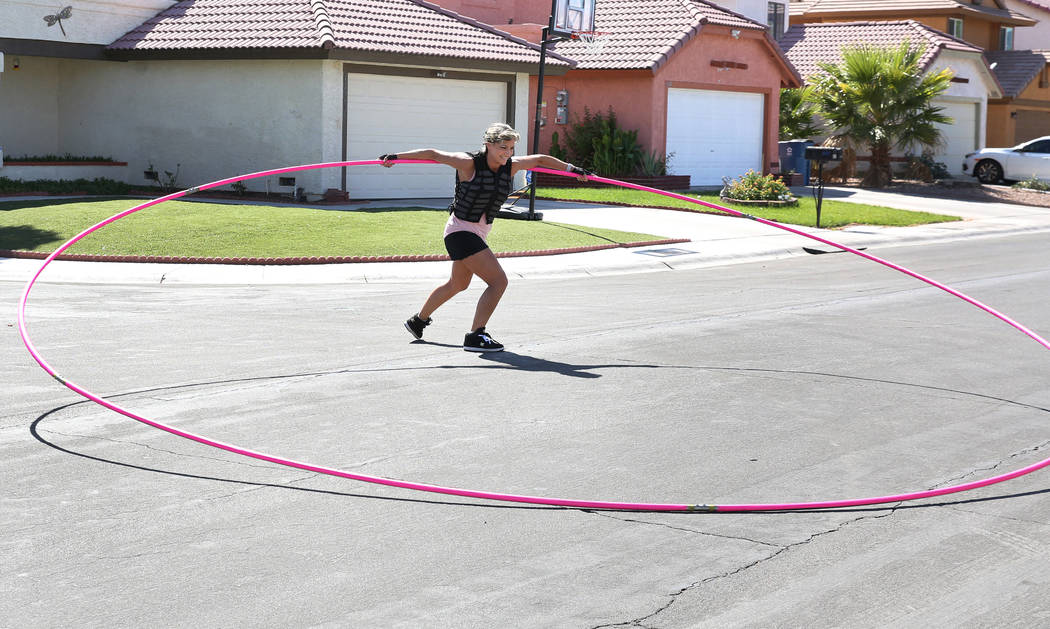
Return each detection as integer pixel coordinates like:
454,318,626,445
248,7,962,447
568,164,593,182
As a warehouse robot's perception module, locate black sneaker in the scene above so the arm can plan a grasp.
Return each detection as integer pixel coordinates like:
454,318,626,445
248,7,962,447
464,327,504,352
404,314,431,340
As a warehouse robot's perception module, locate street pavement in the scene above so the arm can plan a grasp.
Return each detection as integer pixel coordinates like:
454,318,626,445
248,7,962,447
4,187,1050,627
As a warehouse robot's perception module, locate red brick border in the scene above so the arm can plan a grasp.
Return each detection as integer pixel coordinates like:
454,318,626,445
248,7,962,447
0,239,690,265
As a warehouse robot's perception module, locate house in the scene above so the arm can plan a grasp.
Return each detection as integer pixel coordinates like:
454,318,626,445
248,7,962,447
437,0,802,186
985,50,1050,144
991,1,1050,144
0,0,572,199
788,0,1049,149
1003,0,1050,49
780,20,1003,175
788,0,1038,49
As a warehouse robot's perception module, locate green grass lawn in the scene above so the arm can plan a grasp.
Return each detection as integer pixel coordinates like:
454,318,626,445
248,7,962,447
0,198,663,257
535,187,961,228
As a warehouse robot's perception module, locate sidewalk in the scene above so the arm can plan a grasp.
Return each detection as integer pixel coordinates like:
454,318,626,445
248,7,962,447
3,187,1050,285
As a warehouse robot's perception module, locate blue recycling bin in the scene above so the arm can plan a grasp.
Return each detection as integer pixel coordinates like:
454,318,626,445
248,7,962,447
778,140,813,185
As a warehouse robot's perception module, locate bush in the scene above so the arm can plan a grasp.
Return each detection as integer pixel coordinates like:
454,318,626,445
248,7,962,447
1012,175,1050,192
721,170,793,201
560,107,610,170
638,150,670,177
0,176,133,195
900,152,950,182
3,153,116,163
557,107,673,177
549,131,569,162
590,117,645,177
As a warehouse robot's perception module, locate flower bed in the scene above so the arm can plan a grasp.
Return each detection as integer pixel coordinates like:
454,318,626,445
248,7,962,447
721,196,799,207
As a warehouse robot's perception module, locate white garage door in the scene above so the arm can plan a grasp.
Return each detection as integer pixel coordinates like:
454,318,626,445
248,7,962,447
933,100,978,176
346,73,507,198
666,88,765,186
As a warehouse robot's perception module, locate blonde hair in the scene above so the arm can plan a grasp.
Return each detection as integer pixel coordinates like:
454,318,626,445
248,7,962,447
483,122,520,144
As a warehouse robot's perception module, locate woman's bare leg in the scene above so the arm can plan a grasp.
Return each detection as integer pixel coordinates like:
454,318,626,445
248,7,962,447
459,248,508,331
418,260,473,320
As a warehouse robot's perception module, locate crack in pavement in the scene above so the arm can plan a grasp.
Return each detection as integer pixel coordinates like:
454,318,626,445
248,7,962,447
585,510,782,548
590,436,1050,628
933,439,1050,488
39,428,281,471
590,508,900,629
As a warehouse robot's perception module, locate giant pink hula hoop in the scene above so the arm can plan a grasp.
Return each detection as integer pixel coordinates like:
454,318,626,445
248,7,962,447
18,160,1050,512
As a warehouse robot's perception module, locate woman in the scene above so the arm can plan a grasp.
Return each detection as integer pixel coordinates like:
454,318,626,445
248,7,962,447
381,122,591,352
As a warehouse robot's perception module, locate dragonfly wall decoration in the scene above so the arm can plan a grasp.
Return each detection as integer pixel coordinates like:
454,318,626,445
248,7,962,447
44,6,73,37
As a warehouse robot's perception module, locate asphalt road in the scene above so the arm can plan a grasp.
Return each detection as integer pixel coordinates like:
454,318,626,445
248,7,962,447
4,233,1050,628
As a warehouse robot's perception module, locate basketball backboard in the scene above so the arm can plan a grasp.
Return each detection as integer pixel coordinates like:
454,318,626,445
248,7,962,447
552,0,595,39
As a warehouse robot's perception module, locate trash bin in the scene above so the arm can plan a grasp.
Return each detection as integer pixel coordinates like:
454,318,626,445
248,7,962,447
778,140,813,185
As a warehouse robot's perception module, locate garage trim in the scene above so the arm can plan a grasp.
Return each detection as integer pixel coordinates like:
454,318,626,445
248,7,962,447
340,63,516,191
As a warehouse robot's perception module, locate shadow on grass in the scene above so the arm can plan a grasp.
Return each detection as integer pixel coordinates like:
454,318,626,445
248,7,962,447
0,225,62,250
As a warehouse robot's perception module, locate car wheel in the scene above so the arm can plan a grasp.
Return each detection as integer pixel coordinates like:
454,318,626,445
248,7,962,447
974,159,1003,184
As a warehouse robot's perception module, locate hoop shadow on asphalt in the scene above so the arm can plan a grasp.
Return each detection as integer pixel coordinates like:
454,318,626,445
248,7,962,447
26,361,1050,513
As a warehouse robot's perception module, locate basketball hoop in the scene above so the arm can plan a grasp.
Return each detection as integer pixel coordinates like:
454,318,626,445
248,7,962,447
571,30,609,55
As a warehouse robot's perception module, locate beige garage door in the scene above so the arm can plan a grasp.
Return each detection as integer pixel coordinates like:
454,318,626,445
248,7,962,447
346,73,508,199
933,100,978,176
1016,110,1050,144
666,88,765,186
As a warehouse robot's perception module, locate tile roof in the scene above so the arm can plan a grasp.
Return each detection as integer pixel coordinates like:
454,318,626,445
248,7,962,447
779,20,985,80
788,0,1038,25
107,0,571,67
985,49,1050,97
1013,0,1050,13
550,0,768,71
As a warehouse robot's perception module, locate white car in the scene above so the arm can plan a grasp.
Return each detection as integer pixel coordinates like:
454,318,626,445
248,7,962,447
963,136,1050,184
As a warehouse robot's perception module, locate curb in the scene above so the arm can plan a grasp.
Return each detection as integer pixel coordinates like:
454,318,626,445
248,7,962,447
0,239,690,266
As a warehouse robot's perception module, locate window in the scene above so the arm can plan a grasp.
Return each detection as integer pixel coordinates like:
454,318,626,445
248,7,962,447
948,17,963,39
1023,139,1050,154
768,2,786,40
999,26,1014,51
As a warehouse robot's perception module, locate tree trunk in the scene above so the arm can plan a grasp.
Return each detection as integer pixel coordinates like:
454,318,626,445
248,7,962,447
861,141,893,188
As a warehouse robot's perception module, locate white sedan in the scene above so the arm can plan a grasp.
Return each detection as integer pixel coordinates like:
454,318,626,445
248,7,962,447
963,136,1050,184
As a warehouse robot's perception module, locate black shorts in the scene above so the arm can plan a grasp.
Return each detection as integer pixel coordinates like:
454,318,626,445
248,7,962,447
444,231,489,261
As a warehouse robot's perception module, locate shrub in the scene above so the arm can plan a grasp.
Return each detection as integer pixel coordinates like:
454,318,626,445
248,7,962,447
549,131,569,162
901,152,950,182
1012,175,1050,192
0,176,133,195
560,107,610,170
722,170,793,201
638,150,670,177
590,117,645,177
4,153,116,163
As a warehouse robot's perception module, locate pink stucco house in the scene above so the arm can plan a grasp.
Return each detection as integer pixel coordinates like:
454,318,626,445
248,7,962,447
437,0,802,186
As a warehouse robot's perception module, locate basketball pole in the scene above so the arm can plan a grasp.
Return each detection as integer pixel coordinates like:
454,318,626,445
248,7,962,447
525,0,565,222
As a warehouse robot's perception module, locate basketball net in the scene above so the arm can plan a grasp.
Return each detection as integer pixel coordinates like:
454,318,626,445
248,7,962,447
572,30,608,55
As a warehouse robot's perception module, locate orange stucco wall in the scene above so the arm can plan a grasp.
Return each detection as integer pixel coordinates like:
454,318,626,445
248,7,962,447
988,65,1050,145
531,27,790,175
986,103,1014,147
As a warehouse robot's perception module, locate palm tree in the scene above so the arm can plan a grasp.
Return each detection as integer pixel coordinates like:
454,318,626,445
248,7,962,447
779,87,822,141
809,43,953,188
